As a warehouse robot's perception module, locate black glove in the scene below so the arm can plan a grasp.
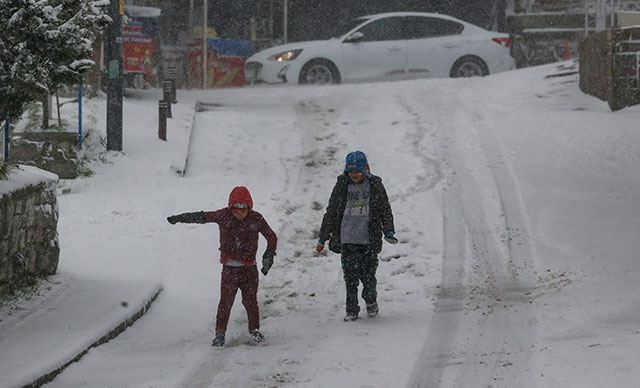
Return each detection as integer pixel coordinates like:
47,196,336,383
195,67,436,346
167,211,205,224
261,250,276,275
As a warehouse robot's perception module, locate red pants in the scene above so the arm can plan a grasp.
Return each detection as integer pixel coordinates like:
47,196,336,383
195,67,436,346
216,265,260,334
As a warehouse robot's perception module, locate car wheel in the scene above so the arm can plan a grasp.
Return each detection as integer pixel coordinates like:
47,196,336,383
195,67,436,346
299,59,341,85
450,56,489,78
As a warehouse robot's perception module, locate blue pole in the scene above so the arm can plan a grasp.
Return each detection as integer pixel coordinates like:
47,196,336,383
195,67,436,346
78,81,83,149
4,120,9,160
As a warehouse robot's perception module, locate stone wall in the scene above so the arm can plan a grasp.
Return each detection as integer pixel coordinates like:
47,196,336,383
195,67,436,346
611,28,640,110
0,168,59,298
10,132,78,179
579,27,640,111
579,29,613,103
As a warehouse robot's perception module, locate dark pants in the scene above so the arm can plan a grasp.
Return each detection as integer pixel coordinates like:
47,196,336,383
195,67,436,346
341,244,379,315
216,265,259,334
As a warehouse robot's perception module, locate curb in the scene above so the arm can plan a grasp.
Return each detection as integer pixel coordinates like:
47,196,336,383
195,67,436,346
20,285,164,388
178,101,226,178
180,102,199,177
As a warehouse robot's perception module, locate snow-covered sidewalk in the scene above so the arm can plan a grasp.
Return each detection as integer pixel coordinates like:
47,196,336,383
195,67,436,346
1,89,195,388
0,275,162,388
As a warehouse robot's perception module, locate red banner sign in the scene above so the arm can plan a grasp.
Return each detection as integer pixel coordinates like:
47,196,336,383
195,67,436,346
123,25,153,83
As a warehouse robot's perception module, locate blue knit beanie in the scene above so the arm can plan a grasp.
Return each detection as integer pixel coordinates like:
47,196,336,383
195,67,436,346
344,151,370,176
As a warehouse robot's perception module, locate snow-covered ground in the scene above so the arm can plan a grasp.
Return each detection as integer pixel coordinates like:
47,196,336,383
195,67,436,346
2,59,640,388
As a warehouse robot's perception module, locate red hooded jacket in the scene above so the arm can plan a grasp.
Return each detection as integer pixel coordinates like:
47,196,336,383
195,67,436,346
203,187,277,266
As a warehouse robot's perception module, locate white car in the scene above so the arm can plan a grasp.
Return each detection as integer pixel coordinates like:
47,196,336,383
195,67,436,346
245,12,515,85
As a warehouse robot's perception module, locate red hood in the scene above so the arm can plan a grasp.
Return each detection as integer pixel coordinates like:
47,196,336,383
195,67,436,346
228,186,253,210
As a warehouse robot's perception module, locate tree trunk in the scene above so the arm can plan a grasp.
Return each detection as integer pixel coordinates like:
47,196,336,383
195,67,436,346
41,95,50,129
56,91,62,127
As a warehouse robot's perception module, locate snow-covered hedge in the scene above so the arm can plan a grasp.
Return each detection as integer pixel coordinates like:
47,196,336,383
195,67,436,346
0,166,59,297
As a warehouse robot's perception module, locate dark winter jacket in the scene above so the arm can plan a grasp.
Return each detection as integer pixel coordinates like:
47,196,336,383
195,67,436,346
318,174,394,254
168,187,277,266
202,208,277,265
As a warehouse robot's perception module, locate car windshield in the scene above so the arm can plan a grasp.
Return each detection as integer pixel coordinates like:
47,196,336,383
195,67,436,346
315,17,369,40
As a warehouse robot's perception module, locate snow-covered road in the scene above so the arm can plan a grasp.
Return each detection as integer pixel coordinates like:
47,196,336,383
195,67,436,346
35,60,640,388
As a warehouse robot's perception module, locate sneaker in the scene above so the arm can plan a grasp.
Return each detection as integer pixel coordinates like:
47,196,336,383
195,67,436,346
344,312,359,322
211,333,225,347
251,329,265,343
366,302,379,318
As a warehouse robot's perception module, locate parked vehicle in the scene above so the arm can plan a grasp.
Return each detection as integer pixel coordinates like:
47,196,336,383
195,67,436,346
245,12,515,85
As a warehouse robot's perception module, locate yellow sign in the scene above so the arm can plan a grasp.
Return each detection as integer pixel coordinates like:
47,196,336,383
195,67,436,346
119,0,124,15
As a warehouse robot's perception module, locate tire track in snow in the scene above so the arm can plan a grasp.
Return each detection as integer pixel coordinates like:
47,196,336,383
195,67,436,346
190,96,353,388
406,87,540,388
271,98,347,258
174,102,314,388
392,96,444,201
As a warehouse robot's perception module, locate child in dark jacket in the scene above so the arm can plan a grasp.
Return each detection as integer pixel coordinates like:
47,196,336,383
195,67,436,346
316,151,397,321
167,186,277,347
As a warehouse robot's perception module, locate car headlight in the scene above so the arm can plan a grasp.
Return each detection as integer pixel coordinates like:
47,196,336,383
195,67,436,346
268,49,303,62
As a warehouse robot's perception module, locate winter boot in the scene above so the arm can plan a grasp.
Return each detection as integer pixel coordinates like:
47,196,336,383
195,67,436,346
344,312,359,322
251,329,265,343
366,302,379,318
212,333,225,347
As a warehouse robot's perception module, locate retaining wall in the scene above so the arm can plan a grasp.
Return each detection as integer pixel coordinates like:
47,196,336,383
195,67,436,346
580,27,640,111
0,167,59,297
10,132,78,179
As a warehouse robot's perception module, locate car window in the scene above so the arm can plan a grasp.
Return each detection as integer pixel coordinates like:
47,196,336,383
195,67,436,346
402,16,464,39
317,17,370,40
354,17,405,42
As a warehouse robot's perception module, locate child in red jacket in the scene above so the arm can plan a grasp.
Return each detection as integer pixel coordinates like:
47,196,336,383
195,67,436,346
167,186,277,347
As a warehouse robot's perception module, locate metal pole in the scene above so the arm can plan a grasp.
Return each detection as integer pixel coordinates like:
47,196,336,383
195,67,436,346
269,0,274,42
610,0,614,28
168,66,178,103
158,100,167,141
202,0,208,89
106,0,123,151
78,82,83,150
284,0,288,44
585,0,589,36
596,0,606,32
4,120,9,160
163,81,173,118
189,0,194,32
48,95,53,120
56,92,62,127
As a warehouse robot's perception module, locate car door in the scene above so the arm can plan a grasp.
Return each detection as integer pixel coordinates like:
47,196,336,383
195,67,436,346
340,16,407,82
403,16,464,79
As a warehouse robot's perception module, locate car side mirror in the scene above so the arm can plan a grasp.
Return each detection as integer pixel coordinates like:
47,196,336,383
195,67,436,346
344,31,364,43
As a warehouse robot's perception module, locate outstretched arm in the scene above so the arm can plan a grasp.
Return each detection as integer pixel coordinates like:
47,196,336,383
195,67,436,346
167,211,206,224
